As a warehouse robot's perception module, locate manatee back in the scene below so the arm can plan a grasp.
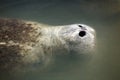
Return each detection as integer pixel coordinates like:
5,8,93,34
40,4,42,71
0,19,39,70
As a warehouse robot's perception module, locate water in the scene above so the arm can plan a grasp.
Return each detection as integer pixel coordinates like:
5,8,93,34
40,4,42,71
0,0,120,80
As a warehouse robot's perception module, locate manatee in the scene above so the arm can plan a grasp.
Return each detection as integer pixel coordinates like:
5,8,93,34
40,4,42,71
0,18,96,72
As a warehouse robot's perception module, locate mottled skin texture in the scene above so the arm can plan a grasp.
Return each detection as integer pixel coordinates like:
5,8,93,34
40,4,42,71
0,18,96,72
0,19,64,71
0,19,42,71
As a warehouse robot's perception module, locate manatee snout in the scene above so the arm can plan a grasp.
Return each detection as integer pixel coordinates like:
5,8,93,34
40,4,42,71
78,24,95,38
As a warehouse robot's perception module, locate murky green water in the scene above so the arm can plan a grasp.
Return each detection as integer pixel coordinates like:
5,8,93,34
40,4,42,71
0,0,120,80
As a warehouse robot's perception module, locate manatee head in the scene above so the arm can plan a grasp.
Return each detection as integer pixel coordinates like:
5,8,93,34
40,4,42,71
58,24,96,54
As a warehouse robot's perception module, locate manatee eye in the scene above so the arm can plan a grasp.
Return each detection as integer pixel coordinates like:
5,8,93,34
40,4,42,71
79,31,86,37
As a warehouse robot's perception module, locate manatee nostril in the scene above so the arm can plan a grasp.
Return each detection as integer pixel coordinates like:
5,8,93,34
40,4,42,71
78,25,82,28
79,31,86,37
78,24,87,30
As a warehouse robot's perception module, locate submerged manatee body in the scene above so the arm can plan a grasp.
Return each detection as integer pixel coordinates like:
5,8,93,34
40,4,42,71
0,18,96,72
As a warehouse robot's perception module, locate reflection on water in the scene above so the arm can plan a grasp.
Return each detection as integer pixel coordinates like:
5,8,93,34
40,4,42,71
0,0,120,80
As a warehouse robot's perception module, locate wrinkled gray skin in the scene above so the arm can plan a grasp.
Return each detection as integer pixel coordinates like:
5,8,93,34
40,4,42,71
0,19,96,72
